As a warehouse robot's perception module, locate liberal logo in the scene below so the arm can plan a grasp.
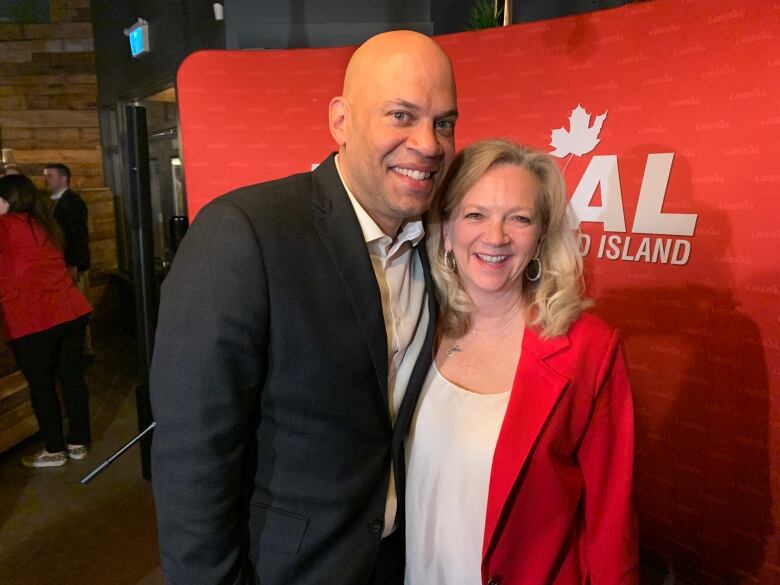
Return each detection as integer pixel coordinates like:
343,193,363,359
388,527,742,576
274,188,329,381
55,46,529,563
551,105,698,265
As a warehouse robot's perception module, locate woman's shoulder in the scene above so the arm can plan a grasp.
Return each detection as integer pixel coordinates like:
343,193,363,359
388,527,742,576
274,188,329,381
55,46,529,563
0,213,25,237
0,213,49,247
0,212,31,228
564,312,620,355
568,312,616,338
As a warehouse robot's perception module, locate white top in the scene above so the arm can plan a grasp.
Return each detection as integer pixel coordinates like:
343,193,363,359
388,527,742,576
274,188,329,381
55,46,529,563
405,364,510,585
336,155,429,538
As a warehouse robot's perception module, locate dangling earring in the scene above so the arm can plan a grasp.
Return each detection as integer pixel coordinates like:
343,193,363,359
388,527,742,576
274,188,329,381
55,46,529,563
442,250,457,272
525,257,542,282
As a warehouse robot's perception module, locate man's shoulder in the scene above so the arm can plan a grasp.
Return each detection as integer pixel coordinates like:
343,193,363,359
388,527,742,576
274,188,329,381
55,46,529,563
59,189,86,210
190,169,320,243
220,169,314,215
208,156,342,223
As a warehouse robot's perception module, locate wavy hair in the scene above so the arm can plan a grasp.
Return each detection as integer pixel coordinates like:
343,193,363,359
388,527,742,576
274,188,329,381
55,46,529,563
426,139,589,338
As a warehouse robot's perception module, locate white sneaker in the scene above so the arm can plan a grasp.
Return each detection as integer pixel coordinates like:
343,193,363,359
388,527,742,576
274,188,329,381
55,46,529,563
67,444,88,460
21,450,68,468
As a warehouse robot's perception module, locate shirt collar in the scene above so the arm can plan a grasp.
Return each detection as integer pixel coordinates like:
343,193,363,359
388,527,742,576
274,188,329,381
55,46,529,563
50,189,67,201
335,154,425,249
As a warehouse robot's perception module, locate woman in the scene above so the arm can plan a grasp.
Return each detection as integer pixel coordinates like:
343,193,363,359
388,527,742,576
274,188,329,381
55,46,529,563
0,174,92,468
405,140,638,584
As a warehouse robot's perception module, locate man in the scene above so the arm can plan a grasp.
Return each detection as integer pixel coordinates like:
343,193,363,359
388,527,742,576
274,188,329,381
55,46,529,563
150,30,458,585
44,163,92,357
44,163,90,281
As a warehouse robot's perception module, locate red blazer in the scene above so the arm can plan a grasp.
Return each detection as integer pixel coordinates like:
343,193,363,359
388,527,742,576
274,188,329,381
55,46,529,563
483,313,638,585
0,213,91,341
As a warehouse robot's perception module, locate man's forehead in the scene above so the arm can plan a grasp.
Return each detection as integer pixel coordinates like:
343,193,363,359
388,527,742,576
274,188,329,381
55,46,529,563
344,33,454,98
382,98,458,118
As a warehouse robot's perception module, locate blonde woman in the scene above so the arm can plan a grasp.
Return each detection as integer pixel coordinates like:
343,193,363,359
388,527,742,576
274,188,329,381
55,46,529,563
405,140,638,585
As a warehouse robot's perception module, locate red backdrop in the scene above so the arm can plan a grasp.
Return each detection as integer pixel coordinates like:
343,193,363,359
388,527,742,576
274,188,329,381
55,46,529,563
177,1,780,582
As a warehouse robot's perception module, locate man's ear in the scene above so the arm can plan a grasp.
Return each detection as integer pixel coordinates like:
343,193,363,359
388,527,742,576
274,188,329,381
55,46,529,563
329,96,349,146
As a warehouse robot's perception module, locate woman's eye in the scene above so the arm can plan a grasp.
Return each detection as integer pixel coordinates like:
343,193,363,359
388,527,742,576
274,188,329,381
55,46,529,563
465,212,482,220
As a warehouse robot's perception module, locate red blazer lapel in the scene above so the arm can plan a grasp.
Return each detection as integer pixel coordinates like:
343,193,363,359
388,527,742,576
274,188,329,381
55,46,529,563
483,325,570,558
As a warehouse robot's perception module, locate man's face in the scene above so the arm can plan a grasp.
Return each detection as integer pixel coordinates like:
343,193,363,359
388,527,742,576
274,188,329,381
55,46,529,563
335,49,457,235
43,168,66,193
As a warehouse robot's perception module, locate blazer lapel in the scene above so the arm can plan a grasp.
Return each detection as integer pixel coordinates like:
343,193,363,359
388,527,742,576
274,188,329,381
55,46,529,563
483,326,571,558
312,155,390,424
393,242,438,446
391,242,438,518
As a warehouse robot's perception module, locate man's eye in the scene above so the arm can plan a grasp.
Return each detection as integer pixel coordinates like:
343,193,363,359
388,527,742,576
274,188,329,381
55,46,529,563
435,119,455,135
391,111,410,121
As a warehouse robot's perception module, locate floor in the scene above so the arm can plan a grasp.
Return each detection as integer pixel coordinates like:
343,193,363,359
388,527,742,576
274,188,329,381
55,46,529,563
0,320,163,585
0,318,672,585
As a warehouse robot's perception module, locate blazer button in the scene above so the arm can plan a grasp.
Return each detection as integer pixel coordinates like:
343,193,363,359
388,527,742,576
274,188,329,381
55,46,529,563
487,579,500,585
368,519,383,534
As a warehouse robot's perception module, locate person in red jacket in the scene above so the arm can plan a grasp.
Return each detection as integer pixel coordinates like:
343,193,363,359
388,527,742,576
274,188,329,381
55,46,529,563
405,140,638,584
0,174,93,468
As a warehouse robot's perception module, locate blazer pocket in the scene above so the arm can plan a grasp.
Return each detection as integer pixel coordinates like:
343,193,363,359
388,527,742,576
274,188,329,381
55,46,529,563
249,501,309,556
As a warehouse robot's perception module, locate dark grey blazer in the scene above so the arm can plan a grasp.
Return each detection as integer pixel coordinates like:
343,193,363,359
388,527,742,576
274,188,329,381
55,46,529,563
150,154,437,585
52,188,90,272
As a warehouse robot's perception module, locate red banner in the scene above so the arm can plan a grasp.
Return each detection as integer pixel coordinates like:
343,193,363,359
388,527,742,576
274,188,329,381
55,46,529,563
178,1,780,582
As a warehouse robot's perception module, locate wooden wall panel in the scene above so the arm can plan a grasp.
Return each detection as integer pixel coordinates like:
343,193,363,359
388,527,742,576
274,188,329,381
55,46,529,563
0,0,117,433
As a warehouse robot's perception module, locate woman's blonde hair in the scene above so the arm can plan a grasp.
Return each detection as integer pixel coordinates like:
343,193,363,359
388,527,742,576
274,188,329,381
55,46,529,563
426,139,589,338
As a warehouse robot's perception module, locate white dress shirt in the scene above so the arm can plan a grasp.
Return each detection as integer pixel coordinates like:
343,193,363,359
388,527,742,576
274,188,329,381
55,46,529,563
336,155,430,538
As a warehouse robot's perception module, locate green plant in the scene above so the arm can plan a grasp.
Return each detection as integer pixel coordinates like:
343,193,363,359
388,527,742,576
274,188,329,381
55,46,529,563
467,0,503,30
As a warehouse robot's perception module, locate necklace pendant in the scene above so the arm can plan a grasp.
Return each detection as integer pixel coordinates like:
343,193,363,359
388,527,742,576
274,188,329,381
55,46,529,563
446,345,462,358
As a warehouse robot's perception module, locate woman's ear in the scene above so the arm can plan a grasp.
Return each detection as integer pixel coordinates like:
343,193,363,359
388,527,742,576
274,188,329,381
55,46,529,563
442,221,452,252
535,233,546,257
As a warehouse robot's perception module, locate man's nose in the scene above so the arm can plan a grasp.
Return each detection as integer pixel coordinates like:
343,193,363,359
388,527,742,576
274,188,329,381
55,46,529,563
408,123,442,158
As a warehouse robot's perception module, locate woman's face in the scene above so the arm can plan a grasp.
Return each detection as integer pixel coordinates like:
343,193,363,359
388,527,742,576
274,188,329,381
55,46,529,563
443,163,544,302
0,197,9,216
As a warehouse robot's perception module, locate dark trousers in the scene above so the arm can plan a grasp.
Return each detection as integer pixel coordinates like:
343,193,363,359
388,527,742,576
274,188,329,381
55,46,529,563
240,527,405,585
10,314,91,453
370,528,405,585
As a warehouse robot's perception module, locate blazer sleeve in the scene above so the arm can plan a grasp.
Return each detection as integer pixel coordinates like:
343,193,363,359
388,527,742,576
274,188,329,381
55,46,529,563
150,198,269,585
578,331,639,584
59,192,91,271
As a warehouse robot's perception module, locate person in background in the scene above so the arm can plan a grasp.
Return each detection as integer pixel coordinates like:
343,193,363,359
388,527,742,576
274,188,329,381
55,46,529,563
405,139,638,585
43,163,93,357
43,163,90,279
1,164,21,176
0,174,93,467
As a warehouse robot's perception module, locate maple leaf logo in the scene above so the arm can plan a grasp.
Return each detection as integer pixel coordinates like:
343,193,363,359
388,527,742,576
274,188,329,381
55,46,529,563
549,104,608,158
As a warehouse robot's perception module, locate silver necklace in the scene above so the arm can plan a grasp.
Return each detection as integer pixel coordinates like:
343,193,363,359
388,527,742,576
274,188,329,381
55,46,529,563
445,308,522,358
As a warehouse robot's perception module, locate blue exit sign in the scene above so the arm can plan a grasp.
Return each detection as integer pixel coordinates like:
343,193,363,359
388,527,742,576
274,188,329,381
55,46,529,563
129,20,149,58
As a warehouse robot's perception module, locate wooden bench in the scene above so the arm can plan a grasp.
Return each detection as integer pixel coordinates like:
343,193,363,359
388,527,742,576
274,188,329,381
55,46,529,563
0,340,37,453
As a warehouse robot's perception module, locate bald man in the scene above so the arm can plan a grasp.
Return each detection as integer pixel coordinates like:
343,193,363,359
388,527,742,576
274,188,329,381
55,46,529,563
150,31,458,585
